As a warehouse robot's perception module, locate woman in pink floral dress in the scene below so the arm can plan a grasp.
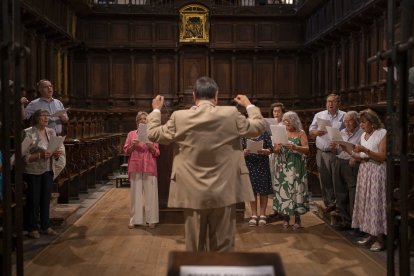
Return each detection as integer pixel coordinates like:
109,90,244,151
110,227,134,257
350,109,387,251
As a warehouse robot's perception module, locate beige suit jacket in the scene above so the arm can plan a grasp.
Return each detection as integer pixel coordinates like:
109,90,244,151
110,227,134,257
147,103,265,209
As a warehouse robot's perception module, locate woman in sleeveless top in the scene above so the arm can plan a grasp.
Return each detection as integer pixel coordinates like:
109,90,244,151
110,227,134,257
350,109,387,252
273,111,310,229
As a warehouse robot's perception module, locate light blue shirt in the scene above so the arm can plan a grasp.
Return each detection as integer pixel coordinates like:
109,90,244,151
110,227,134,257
309,109,345,151
25,97,68,135
336,127,364,160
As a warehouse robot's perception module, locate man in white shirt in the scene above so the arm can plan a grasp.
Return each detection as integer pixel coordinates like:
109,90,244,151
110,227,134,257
309,94,345,213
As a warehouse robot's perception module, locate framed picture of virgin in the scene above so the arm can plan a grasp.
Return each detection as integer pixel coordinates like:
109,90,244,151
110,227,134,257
179,4,209,43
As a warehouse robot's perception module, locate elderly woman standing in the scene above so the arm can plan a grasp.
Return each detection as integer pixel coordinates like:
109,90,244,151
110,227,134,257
273,111,309,229
124,111,160,229
351,109,387,251
23,109,63,238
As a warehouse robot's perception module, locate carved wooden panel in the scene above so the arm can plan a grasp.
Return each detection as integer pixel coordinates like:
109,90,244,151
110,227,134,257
133,24,152,43
256,58,274,97
236,24,254,44
298,56,312,99
277,58,295,96
89,56,109,97
134,56,153,97
278,22,300,42
111,56,130,96
74,58,87,98
157,57,175,95
258,23,275,44
88,22,108,42
211,23,233,45
156,22,176,44
369,26,378,85
182,54,206,91
235,59,253,97
110,22,129,43
213,57,231,97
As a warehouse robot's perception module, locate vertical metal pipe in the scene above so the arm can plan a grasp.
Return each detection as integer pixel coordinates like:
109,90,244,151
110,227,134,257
1,0,13,275
398,0,411,274
385,0,395,275
12,0,25,275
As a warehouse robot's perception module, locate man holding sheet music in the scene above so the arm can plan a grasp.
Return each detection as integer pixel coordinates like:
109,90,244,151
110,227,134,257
328,111,363,231
309,94,345,214
147,76,265,252
23,79,69,135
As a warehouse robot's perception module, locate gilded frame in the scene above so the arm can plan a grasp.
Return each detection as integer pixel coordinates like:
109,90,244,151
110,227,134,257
179,4,209,43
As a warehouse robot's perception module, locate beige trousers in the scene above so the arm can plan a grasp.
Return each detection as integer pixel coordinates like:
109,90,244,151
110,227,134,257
184,204,236,252
129,172,159,225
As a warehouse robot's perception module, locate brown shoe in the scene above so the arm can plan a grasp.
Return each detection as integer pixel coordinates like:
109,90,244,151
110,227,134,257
40,227,57,236
323,205,336,214
28,230,40,239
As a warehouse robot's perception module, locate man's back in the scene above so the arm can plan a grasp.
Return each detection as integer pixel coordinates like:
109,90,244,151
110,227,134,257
147,102,264,209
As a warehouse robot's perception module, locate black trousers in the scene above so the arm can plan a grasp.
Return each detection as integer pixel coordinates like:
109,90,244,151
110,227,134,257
333,158,359,225
23,171,53,231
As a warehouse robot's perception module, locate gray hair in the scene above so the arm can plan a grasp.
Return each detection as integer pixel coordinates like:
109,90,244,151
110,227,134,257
345,111,359,124
282,111,303,131
194,76,218,100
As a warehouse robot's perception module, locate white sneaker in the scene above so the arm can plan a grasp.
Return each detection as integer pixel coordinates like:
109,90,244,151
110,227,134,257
148,223,155,229
128,223,134,229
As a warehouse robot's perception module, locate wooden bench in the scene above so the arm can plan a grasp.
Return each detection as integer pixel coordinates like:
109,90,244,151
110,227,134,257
115,174,129,188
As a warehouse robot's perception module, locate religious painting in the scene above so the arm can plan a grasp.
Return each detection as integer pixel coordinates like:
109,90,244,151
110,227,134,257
179,4,209,43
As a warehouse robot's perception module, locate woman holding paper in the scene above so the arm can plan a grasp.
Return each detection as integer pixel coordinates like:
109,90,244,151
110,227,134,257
241,131,273,226
350,109,387,251
273,111,309,229
124,111,160,229
269,102,286,218
23,109,63,238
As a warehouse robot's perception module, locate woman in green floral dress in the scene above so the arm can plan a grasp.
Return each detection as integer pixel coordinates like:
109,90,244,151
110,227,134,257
272,111,309,229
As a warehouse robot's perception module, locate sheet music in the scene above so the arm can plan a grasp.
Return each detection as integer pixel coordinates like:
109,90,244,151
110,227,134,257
264,118,278,133
246,139,263,154
137,123,149,143
333,140,355,152
47,136,66,153
325,126,343,141
50,107,70,117
270,125,288,145
316,117,332,131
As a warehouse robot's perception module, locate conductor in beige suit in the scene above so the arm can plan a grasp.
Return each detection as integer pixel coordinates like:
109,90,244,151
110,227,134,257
147,76,265,252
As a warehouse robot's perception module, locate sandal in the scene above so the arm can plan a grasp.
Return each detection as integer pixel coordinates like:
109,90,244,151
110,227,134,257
258,215,267,226
248,215,258,226
282,215,290,228
370,241,385,252
293,215,301,230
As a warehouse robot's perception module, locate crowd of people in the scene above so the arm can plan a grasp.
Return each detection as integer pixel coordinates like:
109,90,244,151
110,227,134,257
2,76,387,254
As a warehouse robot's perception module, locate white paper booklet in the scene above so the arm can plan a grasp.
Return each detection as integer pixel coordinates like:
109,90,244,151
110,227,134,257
316,117,332,131
325,127,355,152
264,118,278,132
50,107,70,117
325,126,343,141
47,136,66,153
246,139,263,154
137,123,149,143
270,125,288,145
